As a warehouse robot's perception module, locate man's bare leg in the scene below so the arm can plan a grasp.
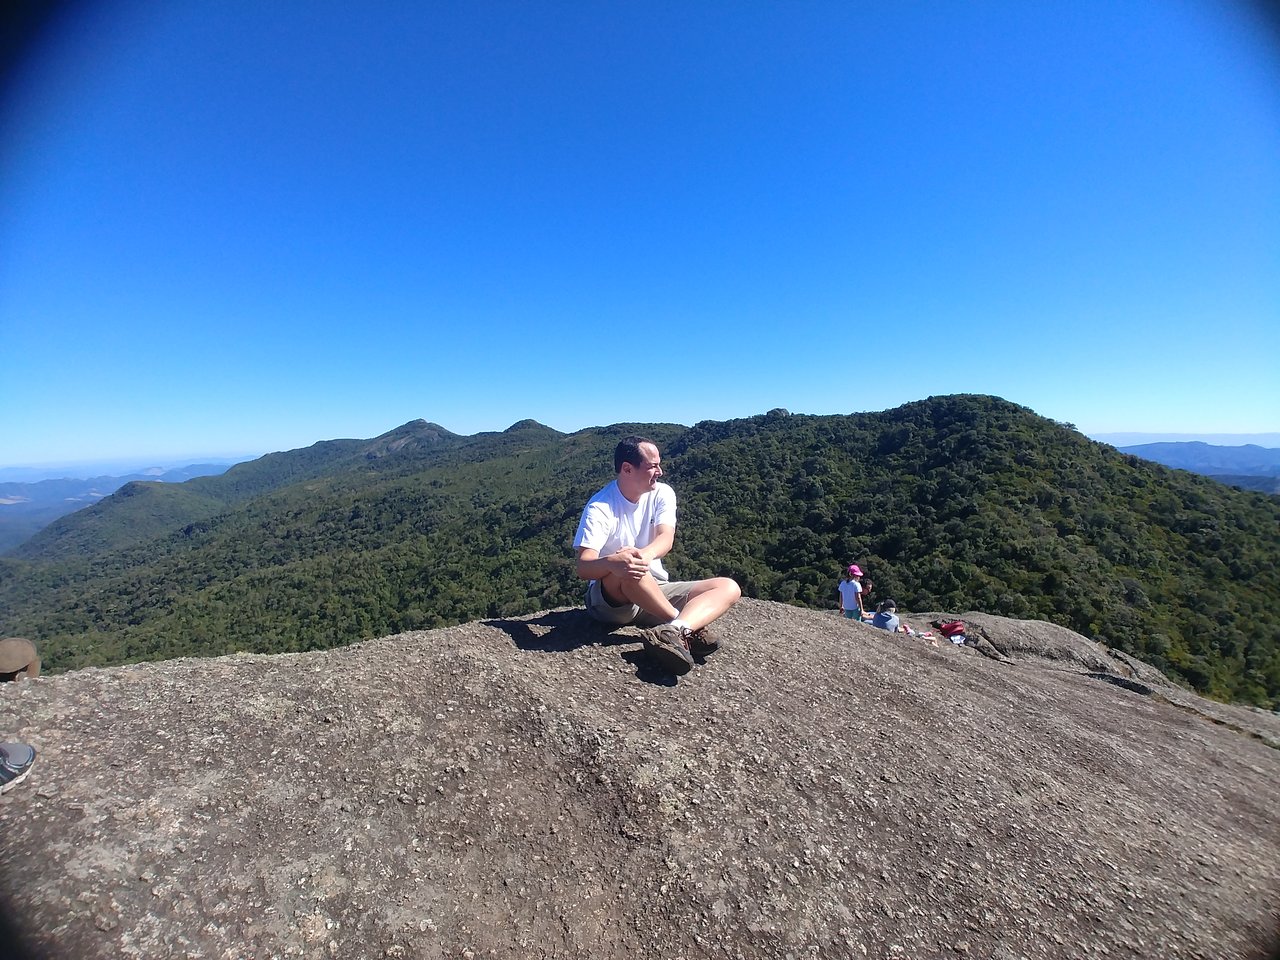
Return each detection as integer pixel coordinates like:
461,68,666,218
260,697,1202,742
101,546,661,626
598,571,680,621
672,578,741,632
601,573,742,633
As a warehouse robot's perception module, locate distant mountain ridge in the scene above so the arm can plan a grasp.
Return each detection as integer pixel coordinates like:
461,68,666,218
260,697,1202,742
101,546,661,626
1118,441,1280,476
1094,431,1280,447
2,395,1278,707
1118,441,1280,494
0,463,233,554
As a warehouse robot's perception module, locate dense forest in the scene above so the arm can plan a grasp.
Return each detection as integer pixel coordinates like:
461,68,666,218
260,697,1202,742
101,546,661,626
2,396,1277,707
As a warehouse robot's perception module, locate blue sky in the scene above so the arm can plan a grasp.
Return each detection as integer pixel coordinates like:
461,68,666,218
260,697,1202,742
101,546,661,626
2,0,1277,469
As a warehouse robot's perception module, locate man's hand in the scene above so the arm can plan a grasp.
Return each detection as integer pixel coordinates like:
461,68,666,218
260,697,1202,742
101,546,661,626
574,540,662,584
608,546,650,581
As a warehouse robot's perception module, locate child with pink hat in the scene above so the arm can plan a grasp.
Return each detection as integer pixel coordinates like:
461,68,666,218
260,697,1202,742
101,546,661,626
837,564,868,620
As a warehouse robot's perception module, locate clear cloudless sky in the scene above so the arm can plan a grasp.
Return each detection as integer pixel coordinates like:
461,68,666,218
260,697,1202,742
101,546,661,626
2,0,1278,469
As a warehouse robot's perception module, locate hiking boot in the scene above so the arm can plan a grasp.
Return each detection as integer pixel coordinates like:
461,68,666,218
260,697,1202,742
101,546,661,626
0,743,35,795
687,625,721,657
643,624,695,675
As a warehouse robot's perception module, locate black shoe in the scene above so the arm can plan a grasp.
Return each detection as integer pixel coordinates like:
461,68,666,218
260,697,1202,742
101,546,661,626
643,624,695,675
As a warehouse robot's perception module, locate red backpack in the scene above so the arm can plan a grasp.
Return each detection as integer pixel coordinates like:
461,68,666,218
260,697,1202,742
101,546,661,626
937,620,966,638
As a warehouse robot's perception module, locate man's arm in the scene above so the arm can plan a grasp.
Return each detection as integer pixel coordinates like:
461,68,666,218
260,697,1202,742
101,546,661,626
575,545,649,582
636,523,674,563
574,521,672,581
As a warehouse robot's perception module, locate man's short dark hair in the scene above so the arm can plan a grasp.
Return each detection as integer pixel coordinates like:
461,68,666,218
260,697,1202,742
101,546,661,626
614,436,654,473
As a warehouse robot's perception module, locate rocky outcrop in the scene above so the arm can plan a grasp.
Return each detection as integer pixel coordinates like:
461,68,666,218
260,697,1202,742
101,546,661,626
0,638,40,682
1,600,1277,959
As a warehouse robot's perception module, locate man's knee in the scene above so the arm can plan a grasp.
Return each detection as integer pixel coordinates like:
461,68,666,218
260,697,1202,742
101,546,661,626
688,576,740,609
586,578,641,625
710,577,741,603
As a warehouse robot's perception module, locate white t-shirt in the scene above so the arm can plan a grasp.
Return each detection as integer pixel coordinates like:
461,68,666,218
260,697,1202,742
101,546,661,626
573,480,677,582
837,579,862,611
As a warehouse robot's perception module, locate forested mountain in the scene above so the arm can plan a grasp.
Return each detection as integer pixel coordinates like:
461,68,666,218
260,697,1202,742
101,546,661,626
1209,475,1280,495
0,463,232,554
1,396,1277,706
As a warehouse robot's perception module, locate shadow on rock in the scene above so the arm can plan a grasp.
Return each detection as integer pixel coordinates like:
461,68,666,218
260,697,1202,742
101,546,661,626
488,609,682,687
620,647,679,688
1086,672,1155,696
485,608,629,653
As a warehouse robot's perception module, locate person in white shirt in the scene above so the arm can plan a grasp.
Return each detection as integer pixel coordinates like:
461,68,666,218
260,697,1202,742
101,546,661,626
837,564,868,619
573,436,741,675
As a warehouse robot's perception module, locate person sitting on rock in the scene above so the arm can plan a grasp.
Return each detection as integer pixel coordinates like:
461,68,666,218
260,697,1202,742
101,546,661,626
573,436,742,676
870,599,936,643
870,598,901,632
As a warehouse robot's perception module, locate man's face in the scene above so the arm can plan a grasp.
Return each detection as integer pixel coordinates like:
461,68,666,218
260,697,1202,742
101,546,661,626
625,442,663,493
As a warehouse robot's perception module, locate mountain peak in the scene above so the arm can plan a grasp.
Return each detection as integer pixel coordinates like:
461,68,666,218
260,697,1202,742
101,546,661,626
503,418,555,433
378,419,456,440
362,420,460,459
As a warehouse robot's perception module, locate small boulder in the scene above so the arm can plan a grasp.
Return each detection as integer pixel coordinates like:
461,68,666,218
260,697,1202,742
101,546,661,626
0,637,40,680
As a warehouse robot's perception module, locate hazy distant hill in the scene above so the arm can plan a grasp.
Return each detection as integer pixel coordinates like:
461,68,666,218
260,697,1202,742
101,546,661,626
1119,441,1280,477
1116,442,1280,495
2,396,1278,706
0,463,233,554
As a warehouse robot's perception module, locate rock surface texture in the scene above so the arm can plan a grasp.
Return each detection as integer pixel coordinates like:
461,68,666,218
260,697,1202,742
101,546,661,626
1,599,1278,959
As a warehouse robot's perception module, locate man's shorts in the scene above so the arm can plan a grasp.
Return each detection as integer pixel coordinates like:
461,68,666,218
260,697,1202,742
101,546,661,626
584,579,701,627
842,609,860,619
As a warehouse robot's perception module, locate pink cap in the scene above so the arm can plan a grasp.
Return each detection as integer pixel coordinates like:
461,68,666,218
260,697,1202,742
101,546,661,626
848,564,863,576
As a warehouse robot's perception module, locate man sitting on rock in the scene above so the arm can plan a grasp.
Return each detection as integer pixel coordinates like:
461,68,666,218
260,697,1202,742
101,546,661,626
573,436,741,675
871,599,937,645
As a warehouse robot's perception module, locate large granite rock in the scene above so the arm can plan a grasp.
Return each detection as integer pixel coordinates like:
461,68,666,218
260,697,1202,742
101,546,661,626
1,599,1277,959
